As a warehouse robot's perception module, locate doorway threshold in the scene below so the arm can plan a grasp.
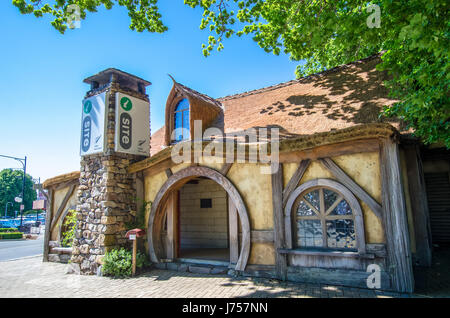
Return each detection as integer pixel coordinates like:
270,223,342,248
176,257,229,267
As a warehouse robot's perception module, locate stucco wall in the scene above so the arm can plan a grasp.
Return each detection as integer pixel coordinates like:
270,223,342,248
226,163,274,231
50,186,78,242
284,152,385,244
142,151,385,266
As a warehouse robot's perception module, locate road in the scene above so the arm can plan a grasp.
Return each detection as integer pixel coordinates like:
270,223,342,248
0,231,44,262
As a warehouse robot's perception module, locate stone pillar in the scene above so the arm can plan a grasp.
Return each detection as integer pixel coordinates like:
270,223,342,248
70,69,151,275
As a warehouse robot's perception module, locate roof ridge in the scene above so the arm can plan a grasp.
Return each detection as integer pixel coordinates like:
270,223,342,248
169,75,223,109
217,53,383,101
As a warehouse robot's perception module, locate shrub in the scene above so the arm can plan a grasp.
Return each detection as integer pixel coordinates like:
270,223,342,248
0,232,23,239
0,228,18,233
61,210,77,247
102,248,149,278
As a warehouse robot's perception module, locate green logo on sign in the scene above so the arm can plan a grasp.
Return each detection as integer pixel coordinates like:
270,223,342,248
83,100,92,114
120,97,133,111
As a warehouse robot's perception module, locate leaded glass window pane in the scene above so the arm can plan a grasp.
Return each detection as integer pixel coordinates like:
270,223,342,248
173,99,190,142
304,190,320,210
324,188,338,211
329,199,352,216
174,111,183,142
182,110,190,139
175,98,189,111
297,200,317,216
297,220,323,247
326,219,356,249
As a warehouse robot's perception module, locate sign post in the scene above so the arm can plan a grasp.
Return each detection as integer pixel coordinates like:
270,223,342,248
126,229,146,276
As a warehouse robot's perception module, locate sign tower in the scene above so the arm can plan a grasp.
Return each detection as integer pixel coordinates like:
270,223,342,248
70,69,151,275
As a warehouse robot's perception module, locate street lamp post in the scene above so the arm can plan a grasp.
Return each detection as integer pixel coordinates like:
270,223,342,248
4,202,13,218
0,154,27,228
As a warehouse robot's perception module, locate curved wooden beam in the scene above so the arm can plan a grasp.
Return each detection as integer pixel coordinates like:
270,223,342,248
319,158,382,219
282,159,310,207
50,184,76,233
147,166,251,271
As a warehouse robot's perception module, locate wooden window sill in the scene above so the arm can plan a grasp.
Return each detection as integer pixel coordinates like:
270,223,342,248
278,248,375,259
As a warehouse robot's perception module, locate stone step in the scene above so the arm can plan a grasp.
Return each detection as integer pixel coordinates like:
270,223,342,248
153,261,231,276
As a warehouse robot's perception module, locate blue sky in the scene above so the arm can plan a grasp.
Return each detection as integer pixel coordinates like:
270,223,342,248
0,1,300,181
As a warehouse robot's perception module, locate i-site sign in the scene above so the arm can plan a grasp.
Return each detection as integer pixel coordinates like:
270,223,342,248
80,92,107,156
114,92,150,157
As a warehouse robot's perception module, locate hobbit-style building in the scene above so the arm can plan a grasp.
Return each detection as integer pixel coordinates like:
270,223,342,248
42,54,450,293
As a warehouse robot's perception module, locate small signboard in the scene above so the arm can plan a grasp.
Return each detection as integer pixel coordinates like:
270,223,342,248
129,234,137,241
32,200,46,210
80,92,107,156
20,204,24,211
115,92,150,156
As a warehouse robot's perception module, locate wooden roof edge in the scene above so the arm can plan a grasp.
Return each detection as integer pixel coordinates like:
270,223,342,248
43,171,80,189
84,68,151,86
279,123,398,153
169,75,223,110
128,123,398,173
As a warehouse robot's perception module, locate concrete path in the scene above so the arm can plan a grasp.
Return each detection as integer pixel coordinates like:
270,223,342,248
0,256,408,298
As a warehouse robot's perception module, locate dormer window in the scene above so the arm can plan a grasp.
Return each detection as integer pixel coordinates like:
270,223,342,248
164,78,222,147
173,98,190,142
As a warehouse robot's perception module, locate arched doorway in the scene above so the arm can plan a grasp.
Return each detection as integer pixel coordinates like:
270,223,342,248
148,166,251,271
178,177,229,262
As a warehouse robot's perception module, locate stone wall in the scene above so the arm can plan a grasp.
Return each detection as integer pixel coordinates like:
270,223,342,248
70,155,137,274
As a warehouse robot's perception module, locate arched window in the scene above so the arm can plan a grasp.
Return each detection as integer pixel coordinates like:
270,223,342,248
285,179,365,253
173,98,190,142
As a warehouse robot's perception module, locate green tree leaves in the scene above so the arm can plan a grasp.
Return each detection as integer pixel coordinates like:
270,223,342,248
0,169,36,216
12,0,450,146
12,0,167,34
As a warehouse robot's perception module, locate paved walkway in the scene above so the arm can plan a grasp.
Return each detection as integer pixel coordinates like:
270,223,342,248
0,256,409,298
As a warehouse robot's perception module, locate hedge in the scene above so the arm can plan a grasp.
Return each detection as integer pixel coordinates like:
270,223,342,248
0,228,19,233
0,232,23,239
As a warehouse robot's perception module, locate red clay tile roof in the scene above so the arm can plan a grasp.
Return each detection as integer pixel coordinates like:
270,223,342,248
149,54,406,156
150,126,166,156
219,54,405,137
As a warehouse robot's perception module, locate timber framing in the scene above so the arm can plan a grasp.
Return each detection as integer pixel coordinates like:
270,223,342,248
272,163,287,280
50,183,77,233
43,188,54,262
282,159,310,207
319,158,382,219
147,166,251,271
379,138,415,293
129,123,398,174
